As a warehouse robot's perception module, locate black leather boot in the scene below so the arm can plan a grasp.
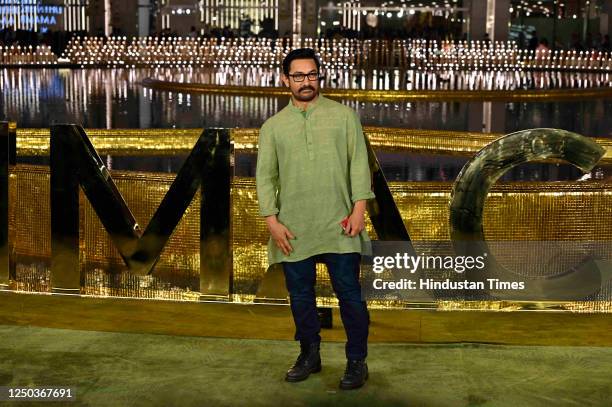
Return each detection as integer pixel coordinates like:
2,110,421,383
339,359,368,389
285,342,322,382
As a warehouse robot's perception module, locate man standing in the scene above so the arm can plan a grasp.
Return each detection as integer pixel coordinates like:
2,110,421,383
256,48,375,390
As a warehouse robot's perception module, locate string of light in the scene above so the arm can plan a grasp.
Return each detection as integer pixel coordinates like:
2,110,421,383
54,36,612,71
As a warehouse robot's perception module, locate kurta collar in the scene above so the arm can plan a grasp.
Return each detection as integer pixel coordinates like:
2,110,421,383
287,93,324,117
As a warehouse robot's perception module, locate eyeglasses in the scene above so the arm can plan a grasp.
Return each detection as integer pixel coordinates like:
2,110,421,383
287,72,320,82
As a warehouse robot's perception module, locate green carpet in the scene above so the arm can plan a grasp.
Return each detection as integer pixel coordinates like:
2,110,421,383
0,324,610,407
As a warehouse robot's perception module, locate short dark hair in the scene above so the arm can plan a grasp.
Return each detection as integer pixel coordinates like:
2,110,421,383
282,48,321,75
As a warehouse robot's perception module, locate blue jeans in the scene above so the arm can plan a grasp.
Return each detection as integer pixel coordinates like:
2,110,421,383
282,252,369,360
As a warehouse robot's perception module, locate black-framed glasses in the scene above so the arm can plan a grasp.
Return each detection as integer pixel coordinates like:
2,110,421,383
287,71,320,82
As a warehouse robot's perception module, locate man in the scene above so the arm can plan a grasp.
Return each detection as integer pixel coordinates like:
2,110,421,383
256,48,375,390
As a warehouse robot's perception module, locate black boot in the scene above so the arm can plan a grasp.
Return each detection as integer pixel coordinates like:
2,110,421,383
339,359,368,389
285,342,322,382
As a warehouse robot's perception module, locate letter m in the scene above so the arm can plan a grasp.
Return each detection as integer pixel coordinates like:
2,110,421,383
50,124,231,298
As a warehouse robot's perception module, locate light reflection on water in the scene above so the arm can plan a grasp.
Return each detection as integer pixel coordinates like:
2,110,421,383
4,66,612,96
2,68,612,181
152,66,612,91
2,68,612,135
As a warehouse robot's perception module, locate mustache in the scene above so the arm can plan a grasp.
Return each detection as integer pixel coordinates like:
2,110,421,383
299,86,315,92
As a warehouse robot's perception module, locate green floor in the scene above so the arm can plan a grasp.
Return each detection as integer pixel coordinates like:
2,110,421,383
0,324,610,407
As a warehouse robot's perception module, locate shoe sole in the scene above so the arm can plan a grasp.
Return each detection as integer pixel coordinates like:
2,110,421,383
284,364,322,382
339,370,368,390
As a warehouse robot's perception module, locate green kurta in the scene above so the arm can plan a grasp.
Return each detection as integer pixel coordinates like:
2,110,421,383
256,94,376,265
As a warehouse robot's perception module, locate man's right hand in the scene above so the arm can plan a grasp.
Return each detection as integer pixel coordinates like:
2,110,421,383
266,216,295,256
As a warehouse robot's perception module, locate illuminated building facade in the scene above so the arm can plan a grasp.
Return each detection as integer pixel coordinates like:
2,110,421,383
0,0,88,32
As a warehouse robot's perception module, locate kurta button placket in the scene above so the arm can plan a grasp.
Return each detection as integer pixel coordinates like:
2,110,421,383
305,113,314,160
301,109,315,160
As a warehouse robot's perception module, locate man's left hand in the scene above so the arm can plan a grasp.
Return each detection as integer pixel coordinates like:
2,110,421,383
343,201,366,237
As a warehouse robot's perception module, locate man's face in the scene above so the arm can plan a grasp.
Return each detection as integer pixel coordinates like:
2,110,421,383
282,58,320,102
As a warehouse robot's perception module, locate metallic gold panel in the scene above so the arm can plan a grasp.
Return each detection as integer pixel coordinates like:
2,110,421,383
13,165,51,259
16,128,612,162
16,128,202,156
11,165,50,293
231,177,269,297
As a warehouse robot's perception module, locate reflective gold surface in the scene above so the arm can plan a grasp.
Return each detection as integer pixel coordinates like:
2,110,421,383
16,128,202,156
13,127,612,161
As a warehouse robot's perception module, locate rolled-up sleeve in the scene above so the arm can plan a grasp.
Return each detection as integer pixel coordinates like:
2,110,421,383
256,123,280,216
347,110,375,203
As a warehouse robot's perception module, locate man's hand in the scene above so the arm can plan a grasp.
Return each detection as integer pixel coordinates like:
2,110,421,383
266,215,295,255
343,200,366,237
